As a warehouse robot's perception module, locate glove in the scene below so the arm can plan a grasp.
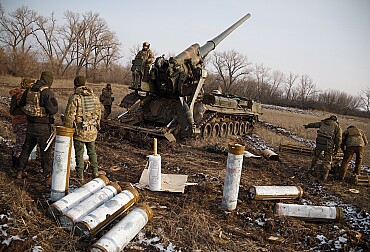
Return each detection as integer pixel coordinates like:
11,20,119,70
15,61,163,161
303,124,308,129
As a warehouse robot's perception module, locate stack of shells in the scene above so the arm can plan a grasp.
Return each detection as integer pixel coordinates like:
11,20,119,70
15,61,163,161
48,175,153,252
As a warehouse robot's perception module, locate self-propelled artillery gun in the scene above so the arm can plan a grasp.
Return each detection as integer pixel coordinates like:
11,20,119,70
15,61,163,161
118,13,262,142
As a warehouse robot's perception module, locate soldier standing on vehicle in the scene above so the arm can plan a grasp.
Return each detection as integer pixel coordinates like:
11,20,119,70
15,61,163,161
9,78,34,169
135,41,154,78
304,115,342,182
100,83,114,120
64,76,102,181
16,71,58,182
338,126,368,181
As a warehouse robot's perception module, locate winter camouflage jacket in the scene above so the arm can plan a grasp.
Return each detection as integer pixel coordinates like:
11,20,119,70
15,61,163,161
306,118,342,152
342,126,368,148
64,86,101,142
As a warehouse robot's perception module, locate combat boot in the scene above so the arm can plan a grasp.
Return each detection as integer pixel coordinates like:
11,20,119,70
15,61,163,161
93,170,99,179
76,169,84,181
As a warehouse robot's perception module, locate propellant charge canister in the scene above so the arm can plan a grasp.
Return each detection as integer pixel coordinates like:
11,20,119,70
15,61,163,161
222,142,245,210
274,203,343,222
248,186,303,200
49,175,110,219
90,204,153,252
60,183,122,231
75,184,140,237
50,126,74,202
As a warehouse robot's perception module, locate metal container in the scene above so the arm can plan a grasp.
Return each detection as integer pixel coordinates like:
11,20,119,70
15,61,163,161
279,143,312,156
262,149,279,161
49,175,110,219
248,186,303,200
90,204,153,252
353,174,370,186
274,203,343,222
75,185,140,237
60,183,122,231
148,155,161,191
50,126,75,202
222,142,245,210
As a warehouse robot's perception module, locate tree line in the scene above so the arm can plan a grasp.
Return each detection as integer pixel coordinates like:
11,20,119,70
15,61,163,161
205,50,370,117
1,5,369,117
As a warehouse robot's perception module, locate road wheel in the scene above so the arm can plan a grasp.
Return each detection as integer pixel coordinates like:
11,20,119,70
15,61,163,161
220,122,227,137
239,122,246,135
227,122,234,136
234,121,240,135
202,123,212,139
212,123,220,137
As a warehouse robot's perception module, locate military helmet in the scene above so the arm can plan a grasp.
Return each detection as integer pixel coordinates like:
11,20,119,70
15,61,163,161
329,115,337,121
143,41,150,48
21,77,34,89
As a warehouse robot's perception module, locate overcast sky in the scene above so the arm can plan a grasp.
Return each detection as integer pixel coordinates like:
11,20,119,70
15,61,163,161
2,0,370,96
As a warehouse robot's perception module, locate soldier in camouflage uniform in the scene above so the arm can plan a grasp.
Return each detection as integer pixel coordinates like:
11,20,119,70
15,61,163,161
64,76,102,181
304,115,342,182
135,41,154,79
16,71,58,181
99,83,114,120
9,78,34,168
338,126,368,181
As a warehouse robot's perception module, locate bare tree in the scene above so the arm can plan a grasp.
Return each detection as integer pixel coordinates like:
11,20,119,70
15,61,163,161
0,6,39,75
210,50,250,93
362,87,370,114
251,63,270,100
268,70,285,99
284,72,298,101
296,74,317,108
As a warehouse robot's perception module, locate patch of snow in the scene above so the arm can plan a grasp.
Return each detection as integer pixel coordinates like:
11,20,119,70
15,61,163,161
32,245,43,252
1,235,25,246
135,231,179,252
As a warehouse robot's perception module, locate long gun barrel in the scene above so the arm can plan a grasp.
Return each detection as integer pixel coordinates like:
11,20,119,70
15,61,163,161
199,13,251,59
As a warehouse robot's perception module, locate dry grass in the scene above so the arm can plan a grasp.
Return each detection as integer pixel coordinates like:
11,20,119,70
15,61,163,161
0,75,131,120
0,171,82,251
260,107,370,165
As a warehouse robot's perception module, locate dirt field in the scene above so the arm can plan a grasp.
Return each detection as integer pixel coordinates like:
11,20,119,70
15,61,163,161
0,77,369,251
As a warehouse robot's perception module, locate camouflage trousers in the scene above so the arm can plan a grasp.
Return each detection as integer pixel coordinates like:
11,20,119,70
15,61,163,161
338,146,364,180
311,148,333,180
103,105,111,119
74,139,98,179
12,123,27,157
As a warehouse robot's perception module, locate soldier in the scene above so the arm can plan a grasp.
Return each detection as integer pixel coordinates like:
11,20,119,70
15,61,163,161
64,76,102,181
338,126,368,181
9,78,34,169
135,41,154,78
304,115,342,182
16,71,58,181
99,83,114,120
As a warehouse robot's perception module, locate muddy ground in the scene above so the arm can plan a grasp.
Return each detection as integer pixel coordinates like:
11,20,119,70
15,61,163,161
0,95,369,251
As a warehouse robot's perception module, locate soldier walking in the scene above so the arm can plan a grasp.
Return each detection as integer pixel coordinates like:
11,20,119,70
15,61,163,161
64,76,102,181
338,126,368,181
304,115,342,182
100,83,114,120
16,71,58,181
